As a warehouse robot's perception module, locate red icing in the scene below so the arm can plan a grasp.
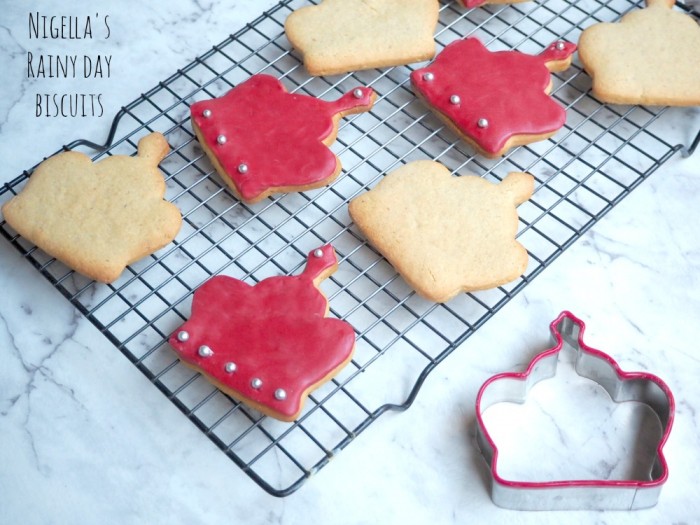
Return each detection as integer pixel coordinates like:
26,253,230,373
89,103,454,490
460,0,488,7
190,74,374,202
168,244,355,420
410,38,577,155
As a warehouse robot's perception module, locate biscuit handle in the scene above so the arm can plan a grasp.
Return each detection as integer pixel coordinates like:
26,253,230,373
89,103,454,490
136,132,170,165
302,244,338,286
325,87,375,117
539,41,577,72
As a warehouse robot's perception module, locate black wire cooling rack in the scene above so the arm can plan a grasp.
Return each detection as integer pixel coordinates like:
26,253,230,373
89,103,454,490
1,0,699,497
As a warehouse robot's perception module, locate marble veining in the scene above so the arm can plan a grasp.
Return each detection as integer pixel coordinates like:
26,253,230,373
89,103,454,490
1,0,700,524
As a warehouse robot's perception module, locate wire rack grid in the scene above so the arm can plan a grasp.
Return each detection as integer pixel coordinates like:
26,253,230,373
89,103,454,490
1,0,698,497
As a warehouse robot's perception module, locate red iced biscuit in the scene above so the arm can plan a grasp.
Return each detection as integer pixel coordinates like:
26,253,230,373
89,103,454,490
411,38,576,158
190,74,375,203
169,244,355,422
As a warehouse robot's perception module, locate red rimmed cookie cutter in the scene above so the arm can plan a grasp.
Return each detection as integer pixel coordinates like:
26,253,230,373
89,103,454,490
475,311,675,510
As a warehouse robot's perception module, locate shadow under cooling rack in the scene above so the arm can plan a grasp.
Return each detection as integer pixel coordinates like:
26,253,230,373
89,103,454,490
1,0,697,496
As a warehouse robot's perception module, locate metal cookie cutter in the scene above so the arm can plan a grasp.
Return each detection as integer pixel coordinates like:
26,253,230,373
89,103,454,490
475,311,675,511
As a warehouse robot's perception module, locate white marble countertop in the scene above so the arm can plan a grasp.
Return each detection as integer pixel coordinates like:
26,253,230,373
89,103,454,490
1,1,699,523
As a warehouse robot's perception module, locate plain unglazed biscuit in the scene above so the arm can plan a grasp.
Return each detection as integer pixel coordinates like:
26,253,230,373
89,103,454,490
284,0,439,76
578,0,700,106
348,160,534,303
1,133,182,283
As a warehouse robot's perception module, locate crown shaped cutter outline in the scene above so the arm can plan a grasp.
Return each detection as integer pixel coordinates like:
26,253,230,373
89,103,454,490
475,311,675,511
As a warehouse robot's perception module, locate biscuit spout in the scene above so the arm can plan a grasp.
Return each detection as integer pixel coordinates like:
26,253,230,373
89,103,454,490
499,172,535,206
302,244,339,285
136,132,170,164
539,41,577,72
325,87,375,116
